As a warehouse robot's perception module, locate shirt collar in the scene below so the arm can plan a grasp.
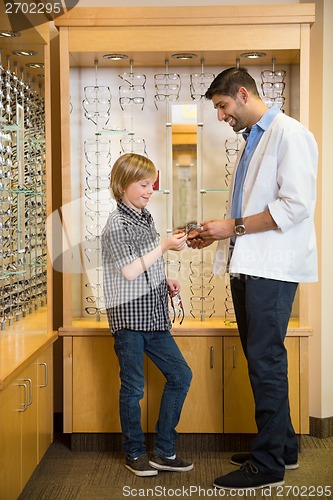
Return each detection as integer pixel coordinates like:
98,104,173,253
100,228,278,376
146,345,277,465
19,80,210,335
117,198,151,223
243,104,281,140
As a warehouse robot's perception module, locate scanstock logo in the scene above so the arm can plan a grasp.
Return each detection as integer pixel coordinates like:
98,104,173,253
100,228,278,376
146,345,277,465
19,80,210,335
1,0,80,32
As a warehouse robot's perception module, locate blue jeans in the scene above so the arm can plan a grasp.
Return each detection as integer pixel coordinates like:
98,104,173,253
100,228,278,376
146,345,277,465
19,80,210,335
231,275,298,479
113,329,192,459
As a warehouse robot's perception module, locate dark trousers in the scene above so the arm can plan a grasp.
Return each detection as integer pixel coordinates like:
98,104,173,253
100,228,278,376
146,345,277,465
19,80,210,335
230,274,299,478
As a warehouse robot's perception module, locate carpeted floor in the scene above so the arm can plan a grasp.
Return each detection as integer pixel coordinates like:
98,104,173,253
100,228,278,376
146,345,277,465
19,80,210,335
19,435,333,499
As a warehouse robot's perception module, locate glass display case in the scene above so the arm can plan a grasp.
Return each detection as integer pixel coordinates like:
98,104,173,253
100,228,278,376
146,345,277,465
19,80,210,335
62,61,299,329
55,3,314,333
0,42,49,332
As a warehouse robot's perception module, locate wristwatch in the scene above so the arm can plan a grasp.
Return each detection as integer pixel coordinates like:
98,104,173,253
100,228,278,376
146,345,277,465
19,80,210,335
234,217,246,236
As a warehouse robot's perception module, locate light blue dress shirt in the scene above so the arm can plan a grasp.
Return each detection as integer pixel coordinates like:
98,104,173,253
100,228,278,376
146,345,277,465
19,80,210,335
231,105,281,220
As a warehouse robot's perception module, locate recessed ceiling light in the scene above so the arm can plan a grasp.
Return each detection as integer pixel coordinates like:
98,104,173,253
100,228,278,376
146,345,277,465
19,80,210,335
25,62,44,69
240,52,266,59
0,31,21,38
103,54,128,61
12,50,37,57
172,53,198,60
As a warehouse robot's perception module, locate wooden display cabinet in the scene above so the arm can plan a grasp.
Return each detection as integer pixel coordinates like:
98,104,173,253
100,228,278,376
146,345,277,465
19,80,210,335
70,336,147,432
0,19,56,497
38,345,54,460
0,371,22,500
147,336,223,433
0,341,55,499
55,4,315,436
60,323,311,436
223,336,309,434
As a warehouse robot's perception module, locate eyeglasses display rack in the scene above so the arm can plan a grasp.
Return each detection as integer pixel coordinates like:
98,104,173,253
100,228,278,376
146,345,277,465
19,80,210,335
81,59,112,322
189,59,215,101
0,52,47,330
68,59,294,326
80,59,150,321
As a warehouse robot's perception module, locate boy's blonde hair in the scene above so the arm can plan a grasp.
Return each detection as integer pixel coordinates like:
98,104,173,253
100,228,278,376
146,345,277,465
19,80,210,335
110,153,157,201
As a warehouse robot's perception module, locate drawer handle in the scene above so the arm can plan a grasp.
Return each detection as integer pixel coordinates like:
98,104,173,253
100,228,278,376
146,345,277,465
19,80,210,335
22,378,33,406
232,345,236,369
39,362,48,388
210,346,215,369
17,382,28,412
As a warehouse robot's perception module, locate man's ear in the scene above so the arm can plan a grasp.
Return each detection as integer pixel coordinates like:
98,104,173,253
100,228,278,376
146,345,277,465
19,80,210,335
238,86,249,103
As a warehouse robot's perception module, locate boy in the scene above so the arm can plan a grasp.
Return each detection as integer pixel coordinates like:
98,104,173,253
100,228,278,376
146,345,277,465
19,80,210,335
102,153,193,477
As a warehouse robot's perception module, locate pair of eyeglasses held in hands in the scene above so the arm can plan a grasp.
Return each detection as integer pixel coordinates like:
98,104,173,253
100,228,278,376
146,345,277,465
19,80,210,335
174,221,201,238
169,291,184,325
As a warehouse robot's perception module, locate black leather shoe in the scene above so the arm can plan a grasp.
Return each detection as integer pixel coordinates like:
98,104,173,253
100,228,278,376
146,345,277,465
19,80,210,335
213,461,284,490
230,452,299,470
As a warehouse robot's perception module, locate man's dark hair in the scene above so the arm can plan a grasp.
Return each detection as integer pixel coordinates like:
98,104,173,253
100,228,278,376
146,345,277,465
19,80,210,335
205,67,259,100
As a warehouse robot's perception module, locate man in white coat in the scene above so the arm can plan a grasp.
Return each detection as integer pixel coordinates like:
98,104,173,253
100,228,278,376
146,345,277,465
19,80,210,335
187,67,318,491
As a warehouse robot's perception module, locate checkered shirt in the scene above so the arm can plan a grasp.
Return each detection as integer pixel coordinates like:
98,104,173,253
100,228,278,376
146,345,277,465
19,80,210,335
101,200,171,333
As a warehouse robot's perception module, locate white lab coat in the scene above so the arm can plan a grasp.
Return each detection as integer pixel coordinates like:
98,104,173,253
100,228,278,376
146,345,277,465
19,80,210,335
214,112,318,283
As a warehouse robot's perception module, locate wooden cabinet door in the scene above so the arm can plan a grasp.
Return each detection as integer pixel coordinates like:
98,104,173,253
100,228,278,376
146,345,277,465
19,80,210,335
38,346,53,461
20,362,38,490
147,336,223,433
0,381,22,500
223,336,300,433
72,337,121,432
72,337,147,432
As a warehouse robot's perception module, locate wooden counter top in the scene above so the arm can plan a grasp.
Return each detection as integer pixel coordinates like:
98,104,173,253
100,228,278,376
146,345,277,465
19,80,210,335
0,308,58,390
59,317,313,337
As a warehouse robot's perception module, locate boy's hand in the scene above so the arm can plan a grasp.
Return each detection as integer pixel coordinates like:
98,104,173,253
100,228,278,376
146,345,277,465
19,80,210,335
161,232,187,253
167,278,180,297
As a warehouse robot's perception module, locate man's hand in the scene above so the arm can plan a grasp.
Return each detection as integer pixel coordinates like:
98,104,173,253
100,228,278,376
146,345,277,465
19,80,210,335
186,219,234,248
186,236,215,249
199,219,234,240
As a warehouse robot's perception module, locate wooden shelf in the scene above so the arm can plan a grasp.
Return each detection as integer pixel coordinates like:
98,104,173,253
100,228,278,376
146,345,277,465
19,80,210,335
58,316,312,338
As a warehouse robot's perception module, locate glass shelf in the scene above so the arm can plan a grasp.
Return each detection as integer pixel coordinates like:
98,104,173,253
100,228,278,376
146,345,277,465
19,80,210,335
1,270,27,276
98,128,129,135
24,137,46,144
1,123,21,131
0,188,45,195
154,189,170,194
200,189,229,193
